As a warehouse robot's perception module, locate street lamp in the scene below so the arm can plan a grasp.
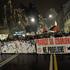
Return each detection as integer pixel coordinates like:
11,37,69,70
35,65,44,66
18,21,21,25
49,14,53,19
48,14,58,26
30,17,35,23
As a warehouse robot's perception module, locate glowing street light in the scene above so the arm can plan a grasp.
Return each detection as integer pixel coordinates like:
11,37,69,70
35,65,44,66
30,17,35,23
18,21,21,25
48,14,58,26
49,14,53,18
48,14,59,31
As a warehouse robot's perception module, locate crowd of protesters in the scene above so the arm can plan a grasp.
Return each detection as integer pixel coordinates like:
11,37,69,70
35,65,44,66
0,40,36,53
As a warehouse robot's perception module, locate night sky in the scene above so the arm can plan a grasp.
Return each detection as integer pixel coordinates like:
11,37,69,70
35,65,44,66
0,0,69,16
0,0,69,32
14,0,69,16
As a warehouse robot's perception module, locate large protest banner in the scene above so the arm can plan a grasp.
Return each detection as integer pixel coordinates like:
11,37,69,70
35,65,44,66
1,37,70,54
35,37,70,54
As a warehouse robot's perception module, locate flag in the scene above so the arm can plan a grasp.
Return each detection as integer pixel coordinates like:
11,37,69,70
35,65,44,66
50,21,60,32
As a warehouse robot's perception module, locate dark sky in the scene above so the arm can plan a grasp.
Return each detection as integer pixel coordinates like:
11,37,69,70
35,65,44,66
0,0,69,17
14,0,69,16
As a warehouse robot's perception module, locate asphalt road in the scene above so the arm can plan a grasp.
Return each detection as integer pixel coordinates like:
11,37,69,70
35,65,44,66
0,53,14,62
56,54,70,70
0,54,70,70
0,54,50,70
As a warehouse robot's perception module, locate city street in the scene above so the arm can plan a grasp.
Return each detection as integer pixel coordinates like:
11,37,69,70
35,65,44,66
0,54,70,70
0,0,70,70
56,54,70,70
0,54,50,70
0,53,14,63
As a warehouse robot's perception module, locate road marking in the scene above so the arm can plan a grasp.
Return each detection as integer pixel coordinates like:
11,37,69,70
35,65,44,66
49,54,53,70
0,54,19,67
54,54,58,70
